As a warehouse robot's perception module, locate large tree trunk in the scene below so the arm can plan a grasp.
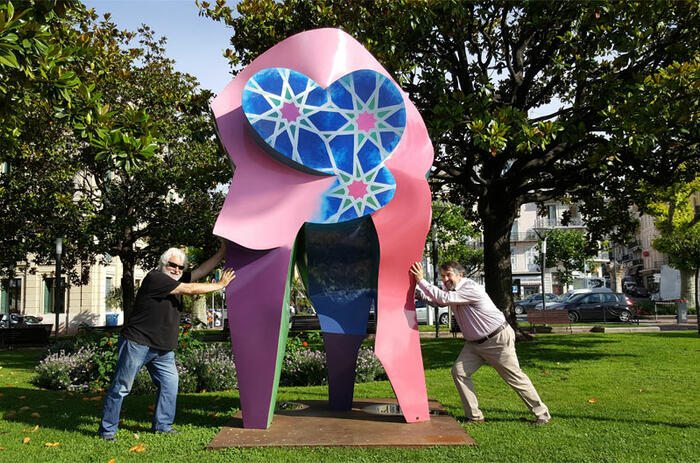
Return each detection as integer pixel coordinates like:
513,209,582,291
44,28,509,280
480,194,526,339
120,250,136,324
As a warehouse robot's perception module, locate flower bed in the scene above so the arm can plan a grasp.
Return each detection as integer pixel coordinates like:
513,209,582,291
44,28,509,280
32,326,386,393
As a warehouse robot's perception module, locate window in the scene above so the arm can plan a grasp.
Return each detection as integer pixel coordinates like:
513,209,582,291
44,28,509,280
105,277,112,304
602,294,617,303
580,294,601,304
525,247,538,272
548,205,558,227
43,278,65,314
1,279,21,313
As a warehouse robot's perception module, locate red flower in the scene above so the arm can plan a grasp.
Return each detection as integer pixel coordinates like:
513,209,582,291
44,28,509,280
302,341,308,347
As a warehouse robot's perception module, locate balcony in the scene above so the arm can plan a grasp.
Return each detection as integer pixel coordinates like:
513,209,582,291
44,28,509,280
510,231,539,242
533,216,585,230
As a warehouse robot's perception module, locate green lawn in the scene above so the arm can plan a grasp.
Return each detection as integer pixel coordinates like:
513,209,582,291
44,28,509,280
1,332,698,462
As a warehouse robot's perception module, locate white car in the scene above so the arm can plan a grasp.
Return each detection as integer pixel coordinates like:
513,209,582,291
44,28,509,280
415,300,450,325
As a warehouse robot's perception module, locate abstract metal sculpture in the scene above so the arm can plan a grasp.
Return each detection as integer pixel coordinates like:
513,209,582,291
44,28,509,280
212,28,434,429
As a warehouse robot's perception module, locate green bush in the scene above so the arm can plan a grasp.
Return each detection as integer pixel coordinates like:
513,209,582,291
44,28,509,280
34,328,387,393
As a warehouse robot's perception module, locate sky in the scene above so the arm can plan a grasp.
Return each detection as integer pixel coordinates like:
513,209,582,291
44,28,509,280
83,0,235,94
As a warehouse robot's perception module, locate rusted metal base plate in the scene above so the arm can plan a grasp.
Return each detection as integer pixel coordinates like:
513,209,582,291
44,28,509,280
207,398,475,448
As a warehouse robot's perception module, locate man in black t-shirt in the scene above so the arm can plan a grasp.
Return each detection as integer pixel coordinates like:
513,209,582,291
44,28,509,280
99,244,236,442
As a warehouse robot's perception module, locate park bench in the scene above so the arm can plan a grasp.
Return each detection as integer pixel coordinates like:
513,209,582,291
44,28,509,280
526,310,572,334
288,315,377,334
0,324,52,349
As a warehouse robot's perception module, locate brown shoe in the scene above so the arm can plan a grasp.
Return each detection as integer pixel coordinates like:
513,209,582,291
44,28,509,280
465,417,485,423
530,417,551,426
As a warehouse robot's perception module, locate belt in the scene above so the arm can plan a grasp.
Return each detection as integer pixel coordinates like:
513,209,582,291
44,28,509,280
471,322,508,344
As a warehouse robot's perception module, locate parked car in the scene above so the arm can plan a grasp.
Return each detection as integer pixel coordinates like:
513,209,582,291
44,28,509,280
0,313,41,328
415,300,450,325
625,286,650,298
22,315,44,325
547,292,635,323
514,293,558,315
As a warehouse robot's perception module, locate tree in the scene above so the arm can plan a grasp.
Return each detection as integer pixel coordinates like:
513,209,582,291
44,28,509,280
540,228,597,290
1,9,230,319
647,177,700,333
430,202,483,278
200,0,700,331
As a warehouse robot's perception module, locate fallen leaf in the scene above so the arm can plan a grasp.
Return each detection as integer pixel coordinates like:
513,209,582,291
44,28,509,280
200,389,207,393
148,405,155,411
209,413,218,418
44,442,60,447
0,447,5,450
129,443,148,453
108,459,116,463
19,406,30,412
214,397,221,401
18,396,26,400
133,433,139,440
31,412,41,418
610,359,617,362
588,398,598,403
639,389,645,392
542,370,551,374
31,425,39,432
22,437,30,444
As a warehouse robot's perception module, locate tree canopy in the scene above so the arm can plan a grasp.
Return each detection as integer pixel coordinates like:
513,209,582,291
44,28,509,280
200,0,700,324
1,3,230,316
541,228,597,289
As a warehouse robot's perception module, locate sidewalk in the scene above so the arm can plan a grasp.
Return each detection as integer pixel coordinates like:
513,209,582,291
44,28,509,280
414,315,697,338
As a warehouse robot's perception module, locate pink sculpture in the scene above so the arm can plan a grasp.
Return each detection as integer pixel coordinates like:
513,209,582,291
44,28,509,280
212,28,434,429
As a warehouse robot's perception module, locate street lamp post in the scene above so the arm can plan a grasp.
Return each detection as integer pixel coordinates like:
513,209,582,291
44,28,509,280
431,222,440,338
54,238,63,339
533,228,549,313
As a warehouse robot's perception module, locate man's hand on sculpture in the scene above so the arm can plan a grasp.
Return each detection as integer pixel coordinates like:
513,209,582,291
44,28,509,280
410,262,425,282
219,268,236,288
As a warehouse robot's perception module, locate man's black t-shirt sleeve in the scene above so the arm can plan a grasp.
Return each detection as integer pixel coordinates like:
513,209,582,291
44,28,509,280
145,270,190,298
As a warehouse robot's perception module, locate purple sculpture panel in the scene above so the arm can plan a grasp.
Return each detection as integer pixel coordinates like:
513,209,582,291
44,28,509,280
212,28,434,429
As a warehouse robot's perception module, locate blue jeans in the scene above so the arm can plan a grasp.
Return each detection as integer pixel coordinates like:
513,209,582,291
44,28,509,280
98,337,179,436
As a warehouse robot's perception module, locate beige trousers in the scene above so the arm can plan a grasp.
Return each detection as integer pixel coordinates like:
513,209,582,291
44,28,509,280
451,325,550,420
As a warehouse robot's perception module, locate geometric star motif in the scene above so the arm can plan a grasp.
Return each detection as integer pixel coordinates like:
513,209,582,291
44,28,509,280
241,68,407,223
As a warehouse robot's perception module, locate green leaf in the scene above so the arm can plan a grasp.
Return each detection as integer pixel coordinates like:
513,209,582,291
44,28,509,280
0,48,18,67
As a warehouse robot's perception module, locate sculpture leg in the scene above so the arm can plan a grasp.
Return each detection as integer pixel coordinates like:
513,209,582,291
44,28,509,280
371,170,432,423
300,218,377,411
225,242,295,429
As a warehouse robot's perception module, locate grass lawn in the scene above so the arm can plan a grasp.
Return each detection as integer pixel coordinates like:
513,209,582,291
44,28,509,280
1,331,698,462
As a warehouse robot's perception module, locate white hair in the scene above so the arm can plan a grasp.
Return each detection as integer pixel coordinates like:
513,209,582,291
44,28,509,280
158,248,188,272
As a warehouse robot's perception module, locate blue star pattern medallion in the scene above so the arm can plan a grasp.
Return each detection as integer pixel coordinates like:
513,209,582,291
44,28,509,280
241,68,407,223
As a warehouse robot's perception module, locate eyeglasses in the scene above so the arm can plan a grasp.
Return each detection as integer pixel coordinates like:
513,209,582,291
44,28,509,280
167,261,185,270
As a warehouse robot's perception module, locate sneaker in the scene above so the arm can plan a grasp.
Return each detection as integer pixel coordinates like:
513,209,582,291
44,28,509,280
100,434,116,442
530,416,552,426
154,428,181,435
465,417,485,423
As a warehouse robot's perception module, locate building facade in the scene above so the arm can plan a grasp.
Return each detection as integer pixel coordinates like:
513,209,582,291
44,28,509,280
0,257,147,334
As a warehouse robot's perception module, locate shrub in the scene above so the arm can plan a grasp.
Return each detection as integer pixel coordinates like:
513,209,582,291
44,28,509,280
179,343,238,392
280,348,328,387
33,346,96,392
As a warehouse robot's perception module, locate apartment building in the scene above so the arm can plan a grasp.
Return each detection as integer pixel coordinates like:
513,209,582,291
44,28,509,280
0,256,146,334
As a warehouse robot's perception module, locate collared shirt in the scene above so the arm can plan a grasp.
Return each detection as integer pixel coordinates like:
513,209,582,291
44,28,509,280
416,277,506,341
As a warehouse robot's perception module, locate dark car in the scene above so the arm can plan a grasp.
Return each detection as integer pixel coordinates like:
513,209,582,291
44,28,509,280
514,293,558,315
0,313,47,328
547,292,635,323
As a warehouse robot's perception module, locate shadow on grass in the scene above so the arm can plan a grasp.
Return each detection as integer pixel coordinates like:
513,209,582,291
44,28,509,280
0,385,242,437
419,336,634,370
474,408,700,430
